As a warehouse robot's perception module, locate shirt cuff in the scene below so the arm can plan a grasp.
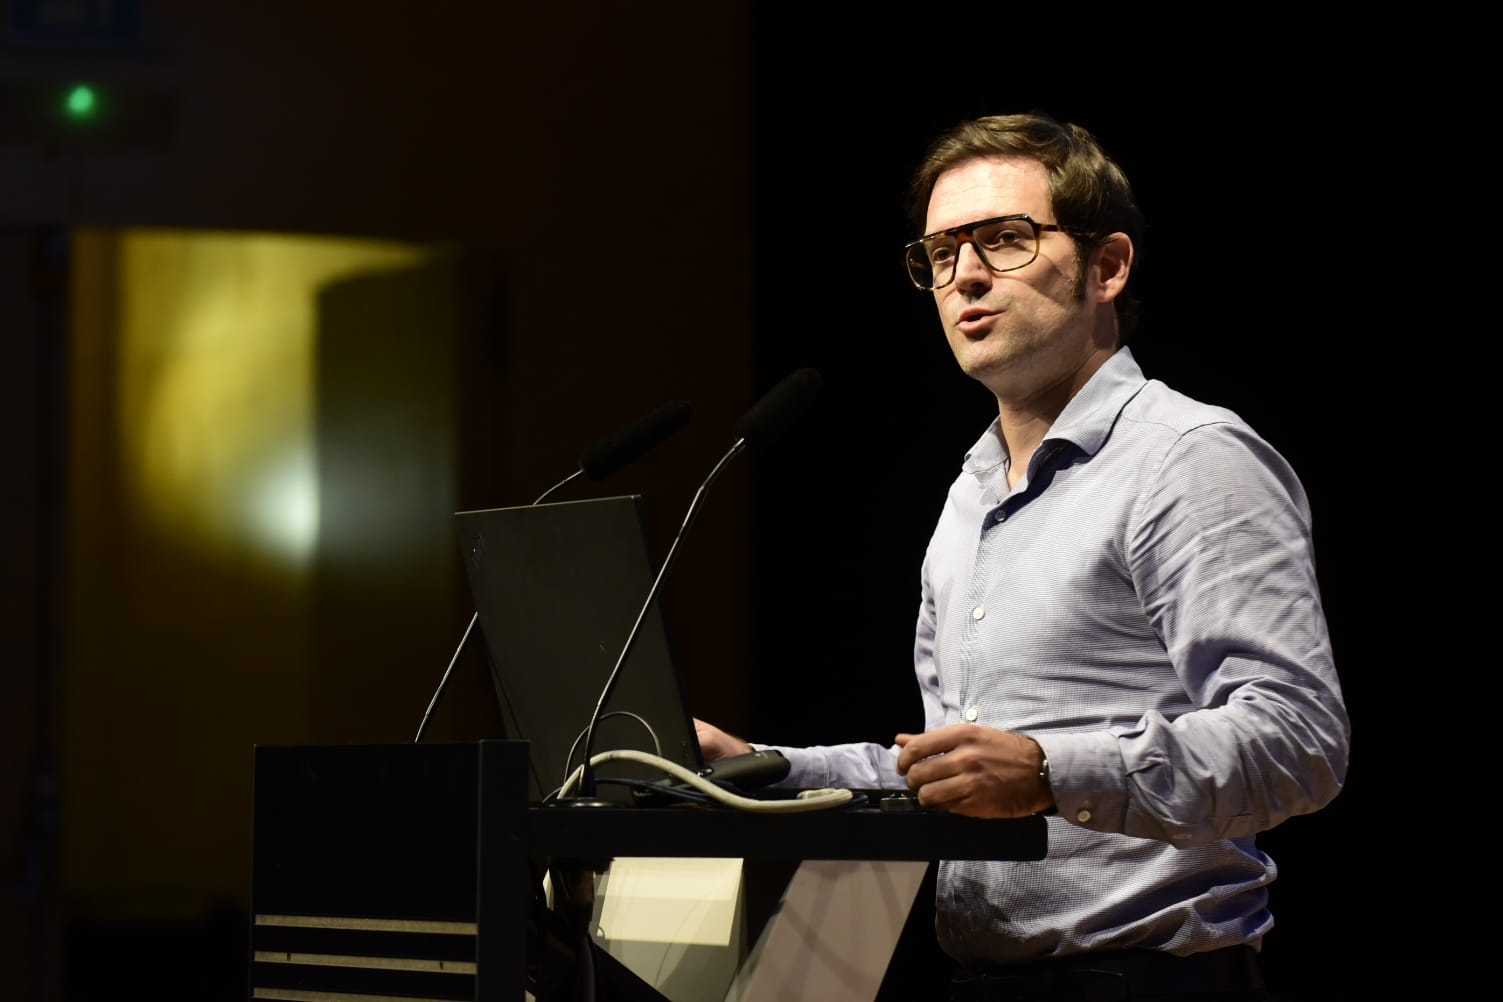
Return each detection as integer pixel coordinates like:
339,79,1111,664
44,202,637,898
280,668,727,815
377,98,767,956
1032,731,1128,831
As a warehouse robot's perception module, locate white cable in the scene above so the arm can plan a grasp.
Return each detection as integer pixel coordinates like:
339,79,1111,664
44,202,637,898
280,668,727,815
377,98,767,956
556,749,855,813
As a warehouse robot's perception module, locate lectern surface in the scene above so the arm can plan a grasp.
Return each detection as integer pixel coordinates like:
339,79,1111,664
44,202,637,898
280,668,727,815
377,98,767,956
526,801,1045,861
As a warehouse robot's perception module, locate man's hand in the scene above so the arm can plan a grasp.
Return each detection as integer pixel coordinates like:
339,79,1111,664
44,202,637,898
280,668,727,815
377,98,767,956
693,718,755,763
895,724,1053,818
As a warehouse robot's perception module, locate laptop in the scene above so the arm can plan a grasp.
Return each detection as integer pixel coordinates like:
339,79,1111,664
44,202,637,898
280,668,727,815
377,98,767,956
454,494,704,804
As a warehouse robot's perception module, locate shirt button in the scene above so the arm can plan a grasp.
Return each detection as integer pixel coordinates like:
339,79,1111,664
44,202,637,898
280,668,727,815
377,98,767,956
995,511,1006,523
964,706,979,722
1076,809,1092,823
972,605,986,621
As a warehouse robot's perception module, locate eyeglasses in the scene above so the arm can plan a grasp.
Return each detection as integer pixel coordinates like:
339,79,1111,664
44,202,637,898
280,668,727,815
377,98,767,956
903,214,1084,291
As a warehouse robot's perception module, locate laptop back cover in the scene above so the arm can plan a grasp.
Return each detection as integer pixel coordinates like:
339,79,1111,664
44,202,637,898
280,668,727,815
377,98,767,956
455,494,702,803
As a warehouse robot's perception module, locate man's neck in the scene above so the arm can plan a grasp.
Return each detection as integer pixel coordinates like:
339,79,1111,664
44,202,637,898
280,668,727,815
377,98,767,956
993,344,1117,488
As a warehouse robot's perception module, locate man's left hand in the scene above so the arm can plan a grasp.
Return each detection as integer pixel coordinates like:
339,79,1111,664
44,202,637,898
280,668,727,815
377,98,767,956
895,724,1054,818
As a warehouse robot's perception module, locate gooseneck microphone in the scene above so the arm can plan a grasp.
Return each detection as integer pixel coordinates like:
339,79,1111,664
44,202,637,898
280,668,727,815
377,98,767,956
732,367,823,448
413,399,694,743
566,368,823,803
533,399,694,505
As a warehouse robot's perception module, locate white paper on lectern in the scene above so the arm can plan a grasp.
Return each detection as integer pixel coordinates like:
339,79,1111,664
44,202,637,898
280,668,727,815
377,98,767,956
596,857,744,945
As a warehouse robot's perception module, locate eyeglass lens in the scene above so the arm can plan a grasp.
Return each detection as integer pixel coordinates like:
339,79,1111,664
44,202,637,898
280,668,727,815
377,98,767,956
907,217,1041,290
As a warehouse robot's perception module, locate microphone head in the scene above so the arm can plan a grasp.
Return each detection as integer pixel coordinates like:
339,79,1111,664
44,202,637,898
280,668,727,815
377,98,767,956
579,399,693,481
734,368,822,448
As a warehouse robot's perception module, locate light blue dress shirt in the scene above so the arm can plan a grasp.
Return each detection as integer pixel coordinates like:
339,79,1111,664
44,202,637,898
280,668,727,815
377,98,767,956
762,346,1350,965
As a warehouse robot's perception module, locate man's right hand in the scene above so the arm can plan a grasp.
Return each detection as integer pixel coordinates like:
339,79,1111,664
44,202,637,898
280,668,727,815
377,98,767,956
693,718,755,762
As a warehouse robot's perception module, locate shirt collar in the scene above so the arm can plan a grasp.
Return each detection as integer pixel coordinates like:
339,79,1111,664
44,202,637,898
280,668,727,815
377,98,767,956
961,346,1149,476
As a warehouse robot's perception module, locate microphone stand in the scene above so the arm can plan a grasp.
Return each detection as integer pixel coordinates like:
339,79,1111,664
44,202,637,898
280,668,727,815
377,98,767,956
561,438,749,805
413,612,480,743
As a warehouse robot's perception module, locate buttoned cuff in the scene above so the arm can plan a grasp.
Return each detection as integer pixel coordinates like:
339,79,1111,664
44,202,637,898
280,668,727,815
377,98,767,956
1031,731,1128,830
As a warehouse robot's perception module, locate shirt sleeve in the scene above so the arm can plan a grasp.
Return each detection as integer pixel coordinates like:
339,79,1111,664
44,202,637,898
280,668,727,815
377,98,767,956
1037,421,1350,845
751,741,907,790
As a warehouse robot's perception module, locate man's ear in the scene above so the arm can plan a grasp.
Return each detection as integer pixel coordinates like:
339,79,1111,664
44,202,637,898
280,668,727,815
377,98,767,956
1093,232,1133,304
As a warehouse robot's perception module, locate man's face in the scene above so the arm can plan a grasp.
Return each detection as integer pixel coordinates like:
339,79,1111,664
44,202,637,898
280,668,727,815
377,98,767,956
925,156,1098,401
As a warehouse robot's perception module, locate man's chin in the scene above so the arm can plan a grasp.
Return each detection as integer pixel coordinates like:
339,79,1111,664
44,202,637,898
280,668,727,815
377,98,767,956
956,351,1010,383
955,351,1030,402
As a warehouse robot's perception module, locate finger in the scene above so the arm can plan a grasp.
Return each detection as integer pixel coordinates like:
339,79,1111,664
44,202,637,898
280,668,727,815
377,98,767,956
895,726,963,773
913,762,1041,819
894,733,916,773
913,772,972,812
900,744,946,788
896,740,934,775
903,748,961,790
913,773,1002,818
694,720,740,761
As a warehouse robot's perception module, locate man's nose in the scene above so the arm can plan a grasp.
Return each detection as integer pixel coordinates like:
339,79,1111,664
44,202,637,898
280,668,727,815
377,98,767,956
952,239,991,292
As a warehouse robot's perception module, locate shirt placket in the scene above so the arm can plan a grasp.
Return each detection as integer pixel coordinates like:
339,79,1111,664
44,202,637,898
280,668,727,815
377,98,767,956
956,497,1010,727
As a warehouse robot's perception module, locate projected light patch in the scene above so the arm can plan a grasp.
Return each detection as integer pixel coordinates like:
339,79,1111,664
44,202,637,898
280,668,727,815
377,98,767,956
243,442,320,563
110,231,432,569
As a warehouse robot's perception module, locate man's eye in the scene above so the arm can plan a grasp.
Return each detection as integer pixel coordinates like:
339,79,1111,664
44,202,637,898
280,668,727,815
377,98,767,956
979,226,1027,249
928,242,956,265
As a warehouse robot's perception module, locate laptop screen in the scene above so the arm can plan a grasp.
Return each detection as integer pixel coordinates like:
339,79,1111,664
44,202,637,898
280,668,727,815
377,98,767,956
454,494,703,803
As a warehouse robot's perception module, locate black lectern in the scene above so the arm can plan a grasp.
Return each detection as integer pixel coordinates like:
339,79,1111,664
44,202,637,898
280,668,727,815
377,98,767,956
249,741,1047,1001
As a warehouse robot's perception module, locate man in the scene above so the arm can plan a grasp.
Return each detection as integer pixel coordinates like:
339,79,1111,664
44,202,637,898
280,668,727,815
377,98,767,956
695,111,1350,1000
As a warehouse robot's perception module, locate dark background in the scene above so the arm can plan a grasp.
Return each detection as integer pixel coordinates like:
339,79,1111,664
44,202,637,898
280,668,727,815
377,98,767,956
0,3,1401,1000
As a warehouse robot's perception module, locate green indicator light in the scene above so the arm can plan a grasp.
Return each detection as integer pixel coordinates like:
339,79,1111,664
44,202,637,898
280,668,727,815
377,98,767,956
64,84,98,120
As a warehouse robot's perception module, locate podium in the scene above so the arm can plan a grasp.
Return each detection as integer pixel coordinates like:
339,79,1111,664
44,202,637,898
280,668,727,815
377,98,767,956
248,741,1047,1001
